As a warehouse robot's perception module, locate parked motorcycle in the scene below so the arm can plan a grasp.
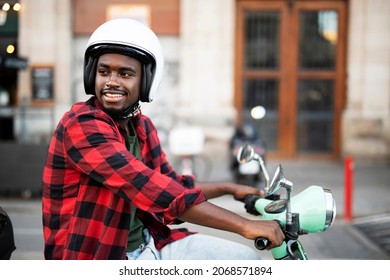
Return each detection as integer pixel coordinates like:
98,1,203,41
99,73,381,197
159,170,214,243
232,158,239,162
229,106,267,187
237,143,336,260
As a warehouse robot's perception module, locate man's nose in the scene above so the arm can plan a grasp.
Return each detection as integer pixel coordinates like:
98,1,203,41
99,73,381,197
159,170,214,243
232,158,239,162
106,73,120,86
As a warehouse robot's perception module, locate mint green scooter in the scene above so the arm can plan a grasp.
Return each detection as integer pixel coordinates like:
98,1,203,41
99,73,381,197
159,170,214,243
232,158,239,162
237,143,336,260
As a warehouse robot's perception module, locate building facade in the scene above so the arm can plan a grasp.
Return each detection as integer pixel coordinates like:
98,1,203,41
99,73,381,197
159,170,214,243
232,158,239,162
1,0,389,162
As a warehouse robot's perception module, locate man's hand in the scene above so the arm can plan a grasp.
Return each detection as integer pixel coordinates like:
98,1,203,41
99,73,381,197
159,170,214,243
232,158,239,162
230,183,265,201
241,219,284,250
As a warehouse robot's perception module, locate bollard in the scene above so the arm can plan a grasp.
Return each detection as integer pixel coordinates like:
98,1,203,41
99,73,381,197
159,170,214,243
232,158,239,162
344,156,354,221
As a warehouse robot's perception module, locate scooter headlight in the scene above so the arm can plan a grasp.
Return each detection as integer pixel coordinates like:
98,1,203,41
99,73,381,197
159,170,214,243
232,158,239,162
323,188,336,230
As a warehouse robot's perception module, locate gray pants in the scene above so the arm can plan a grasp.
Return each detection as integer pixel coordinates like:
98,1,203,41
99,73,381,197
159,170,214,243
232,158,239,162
127,229,260,260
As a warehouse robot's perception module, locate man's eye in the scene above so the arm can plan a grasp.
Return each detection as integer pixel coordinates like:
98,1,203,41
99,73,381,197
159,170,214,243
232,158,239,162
98,69,109,75
121,72,135,78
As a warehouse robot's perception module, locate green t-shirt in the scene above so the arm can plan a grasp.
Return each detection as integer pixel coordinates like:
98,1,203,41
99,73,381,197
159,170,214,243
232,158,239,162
126,120,145,252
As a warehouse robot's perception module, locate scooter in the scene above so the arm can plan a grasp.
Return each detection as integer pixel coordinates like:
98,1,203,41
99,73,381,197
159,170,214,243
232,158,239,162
229,106,267,187
237,143,336,260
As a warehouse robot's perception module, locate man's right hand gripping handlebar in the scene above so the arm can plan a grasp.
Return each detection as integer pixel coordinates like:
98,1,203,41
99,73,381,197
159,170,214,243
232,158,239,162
242,219,285,251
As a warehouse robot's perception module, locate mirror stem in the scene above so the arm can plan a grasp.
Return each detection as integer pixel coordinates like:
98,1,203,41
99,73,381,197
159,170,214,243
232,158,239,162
259,156,269,191
284,179,293,225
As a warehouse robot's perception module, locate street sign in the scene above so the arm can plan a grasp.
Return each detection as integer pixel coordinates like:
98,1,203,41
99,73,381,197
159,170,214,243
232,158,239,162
0,55,28,69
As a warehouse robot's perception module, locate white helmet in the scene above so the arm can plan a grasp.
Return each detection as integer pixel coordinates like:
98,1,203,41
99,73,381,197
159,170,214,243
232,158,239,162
84,18,164,103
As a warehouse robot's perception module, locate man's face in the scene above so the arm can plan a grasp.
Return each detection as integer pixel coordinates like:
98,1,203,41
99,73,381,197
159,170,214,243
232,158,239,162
95,53,142,116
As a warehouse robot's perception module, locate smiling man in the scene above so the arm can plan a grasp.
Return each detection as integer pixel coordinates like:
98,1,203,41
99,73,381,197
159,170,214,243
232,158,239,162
41,18,284,260
96,54,142,117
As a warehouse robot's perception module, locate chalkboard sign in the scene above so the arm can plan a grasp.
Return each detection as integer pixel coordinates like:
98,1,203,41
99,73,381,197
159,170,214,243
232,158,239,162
32,67,53,100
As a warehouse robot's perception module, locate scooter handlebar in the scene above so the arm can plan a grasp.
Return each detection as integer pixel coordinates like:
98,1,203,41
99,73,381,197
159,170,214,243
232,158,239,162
254,220,284,251
254,237,268,250
244,194,262,216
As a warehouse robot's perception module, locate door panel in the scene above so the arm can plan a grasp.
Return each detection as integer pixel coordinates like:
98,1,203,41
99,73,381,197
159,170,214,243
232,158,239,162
243,10,281,151
236,0,346,159
299,10,338,71
244,11,280,70
297,79,334,152
244,79,279,150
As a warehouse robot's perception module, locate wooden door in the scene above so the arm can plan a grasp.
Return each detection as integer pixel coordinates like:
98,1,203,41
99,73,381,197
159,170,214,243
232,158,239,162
235,0,347,159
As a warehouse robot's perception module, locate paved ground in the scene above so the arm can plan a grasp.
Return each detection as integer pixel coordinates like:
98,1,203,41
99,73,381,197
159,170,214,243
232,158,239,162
1,139,390,260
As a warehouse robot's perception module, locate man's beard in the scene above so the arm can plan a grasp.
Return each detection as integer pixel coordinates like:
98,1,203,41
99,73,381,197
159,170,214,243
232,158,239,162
102,102,140,119
102,107,124,119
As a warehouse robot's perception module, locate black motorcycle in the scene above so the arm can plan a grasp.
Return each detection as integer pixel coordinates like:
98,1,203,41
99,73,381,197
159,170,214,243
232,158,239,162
229,121,266,187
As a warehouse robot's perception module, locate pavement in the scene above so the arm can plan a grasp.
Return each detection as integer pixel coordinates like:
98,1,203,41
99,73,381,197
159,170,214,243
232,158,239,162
1,139,390,260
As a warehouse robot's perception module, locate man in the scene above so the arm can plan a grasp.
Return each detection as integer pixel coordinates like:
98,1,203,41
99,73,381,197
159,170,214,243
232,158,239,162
42,18,284,260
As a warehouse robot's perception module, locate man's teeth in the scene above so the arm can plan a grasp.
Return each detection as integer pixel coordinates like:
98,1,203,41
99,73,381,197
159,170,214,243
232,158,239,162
105,93,124,97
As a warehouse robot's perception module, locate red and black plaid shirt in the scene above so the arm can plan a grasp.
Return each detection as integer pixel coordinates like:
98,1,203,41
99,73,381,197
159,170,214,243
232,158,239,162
42,97,206,259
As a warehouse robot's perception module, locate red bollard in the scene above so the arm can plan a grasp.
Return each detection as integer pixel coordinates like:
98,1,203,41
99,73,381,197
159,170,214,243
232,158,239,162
344,156,354,221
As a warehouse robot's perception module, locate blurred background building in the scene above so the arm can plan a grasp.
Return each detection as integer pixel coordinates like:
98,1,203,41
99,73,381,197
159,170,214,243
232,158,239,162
0,0,389,195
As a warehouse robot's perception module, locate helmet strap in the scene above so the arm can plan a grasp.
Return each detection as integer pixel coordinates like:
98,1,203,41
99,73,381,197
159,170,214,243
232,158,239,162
120,101,141,119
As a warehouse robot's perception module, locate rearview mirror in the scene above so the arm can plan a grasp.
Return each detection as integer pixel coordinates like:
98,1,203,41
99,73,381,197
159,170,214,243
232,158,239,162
237,143,270,190
268,165,284,195
237,143,255,164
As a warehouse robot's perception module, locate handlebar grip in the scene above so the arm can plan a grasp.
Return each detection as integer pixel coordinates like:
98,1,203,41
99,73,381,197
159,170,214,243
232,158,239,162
244,194,261,216
254,237,268,250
